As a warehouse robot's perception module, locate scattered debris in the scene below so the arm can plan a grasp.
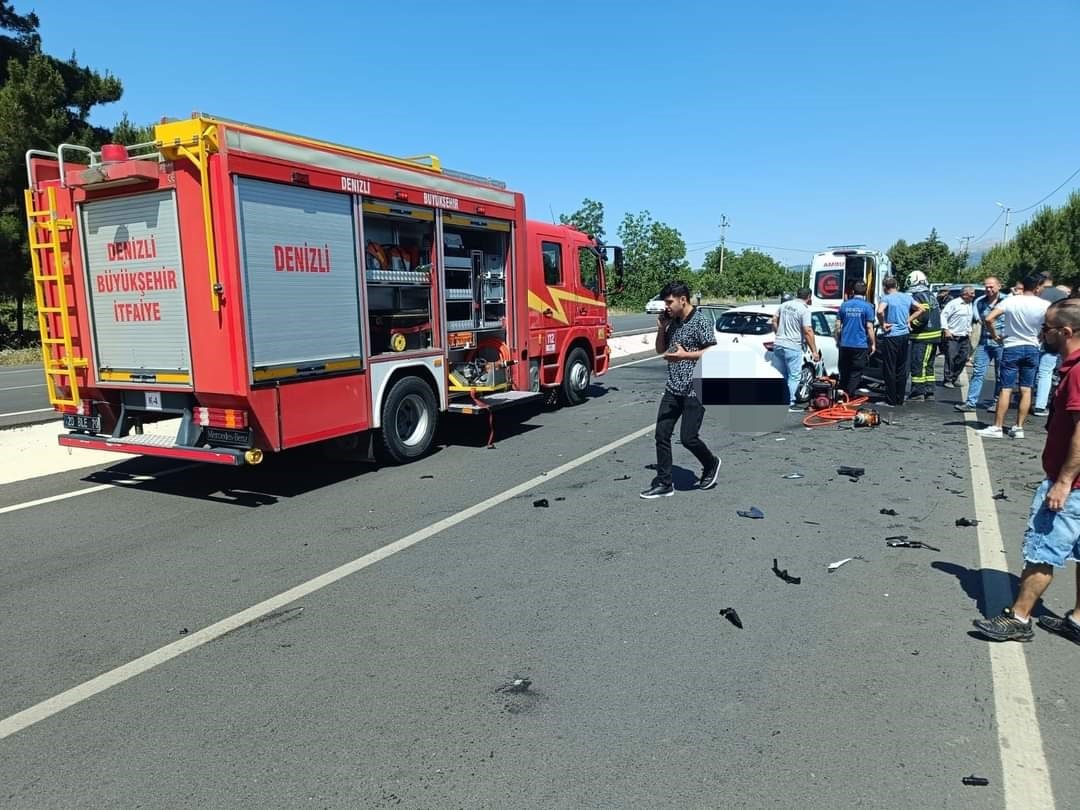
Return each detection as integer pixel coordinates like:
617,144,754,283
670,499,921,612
961,775,989,787
737,507,765,519
420,474,434,479
533,499,549,508
614,475,632,481
772,558,801,584
555,497,566,502
948,470,963,479
837,466,865,478
993,489,1008,500
827,556,865,572
885,534,909,541
775,437,786,441
955,517,979,527
886,539,941,551
179,628,189,635
880,508,899,516
782,473,804,480
719,608,743,628
804,520,821,526
496,677,532,694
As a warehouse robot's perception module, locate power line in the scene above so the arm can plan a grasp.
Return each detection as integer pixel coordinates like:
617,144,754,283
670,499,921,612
1010,165,1080,214
971,209,1004,244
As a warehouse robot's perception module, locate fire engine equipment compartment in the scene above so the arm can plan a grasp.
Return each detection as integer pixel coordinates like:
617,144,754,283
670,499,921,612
362,201,435,355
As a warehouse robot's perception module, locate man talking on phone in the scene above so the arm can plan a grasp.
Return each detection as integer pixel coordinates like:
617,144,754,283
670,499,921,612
640,281,722,499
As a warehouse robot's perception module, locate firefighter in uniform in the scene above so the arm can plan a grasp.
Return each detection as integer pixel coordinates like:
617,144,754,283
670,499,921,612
906,270,942,401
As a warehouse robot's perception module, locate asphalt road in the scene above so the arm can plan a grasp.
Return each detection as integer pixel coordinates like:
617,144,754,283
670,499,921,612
1,353,1074,808
0,365,52,427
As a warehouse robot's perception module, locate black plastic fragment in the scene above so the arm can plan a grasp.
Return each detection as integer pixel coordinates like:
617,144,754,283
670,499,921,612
533,499,549,508
719,608,743,628
420,474,434,479
772,558,801,585
614,475,631,481
886,538,941,551
837,466,865,478
880,508,899,516
962,775,989,787
956,517,979,527
737,507,765,519
993,490,1008,500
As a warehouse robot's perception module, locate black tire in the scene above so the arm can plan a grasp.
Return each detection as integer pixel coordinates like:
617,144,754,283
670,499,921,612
377,376,438,464
795,364,815,403
559,346,591,407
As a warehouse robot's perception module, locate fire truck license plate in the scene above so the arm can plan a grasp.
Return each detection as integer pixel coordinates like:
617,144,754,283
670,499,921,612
63,414,101,432
144,391,162,410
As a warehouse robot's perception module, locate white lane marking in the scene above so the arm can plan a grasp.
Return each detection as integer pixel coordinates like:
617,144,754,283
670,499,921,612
0,368,41,376
0,383,46,391
0,465,199,517
961,373,1055,808
0,407,55,419
0,424,655,740
611,353,661,369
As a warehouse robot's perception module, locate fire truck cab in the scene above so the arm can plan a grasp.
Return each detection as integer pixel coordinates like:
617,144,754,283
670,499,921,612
24,114,620,466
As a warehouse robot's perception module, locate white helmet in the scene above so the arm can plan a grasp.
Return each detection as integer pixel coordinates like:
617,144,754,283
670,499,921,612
907,270,928,287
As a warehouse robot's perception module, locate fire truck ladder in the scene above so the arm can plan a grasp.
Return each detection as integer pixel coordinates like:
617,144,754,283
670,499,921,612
24,184,86,408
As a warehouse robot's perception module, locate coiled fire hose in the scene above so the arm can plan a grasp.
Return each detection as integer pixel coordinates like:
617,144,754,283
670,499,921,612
802,390,881,429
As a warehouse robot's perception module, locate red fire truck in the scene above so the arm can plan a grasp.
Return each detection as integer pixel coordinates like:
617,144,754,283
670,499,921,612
24,113,621,465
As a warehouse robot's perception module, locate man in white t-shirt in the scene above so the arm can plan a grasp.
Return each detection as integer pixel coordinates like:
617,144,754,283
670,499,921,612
977,270,1051,439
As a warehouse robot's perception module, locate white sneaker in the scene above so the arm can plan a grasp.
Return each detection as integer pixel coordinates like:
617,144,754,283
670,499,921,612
978,425,1003,438
1008,426,1025,439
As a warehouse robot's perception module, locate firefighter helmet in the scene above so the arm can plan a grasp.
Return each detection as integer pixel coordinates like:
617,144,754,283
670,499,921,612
907,270,928,287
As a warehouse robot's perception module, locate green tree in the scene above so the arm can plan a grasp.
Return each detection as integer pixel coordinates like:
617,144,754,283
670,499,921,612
0,3,124,334
888,228,964,284
559,197,605,242
615,209,691,307
111,112,156,145
700,246,792,298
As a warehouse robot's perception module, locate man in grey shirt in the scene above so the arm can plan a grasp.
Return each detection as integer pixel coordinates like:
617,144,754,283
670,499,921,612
770,287,821,411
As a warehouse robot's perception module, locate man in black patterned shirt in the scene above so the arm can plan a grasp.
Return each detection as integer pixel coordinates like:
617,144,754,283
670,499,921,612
640,281,722,499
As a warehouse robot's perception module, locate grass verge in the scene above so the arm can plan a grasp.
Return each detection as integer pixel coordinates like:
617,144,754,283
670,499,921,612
0,347,42,366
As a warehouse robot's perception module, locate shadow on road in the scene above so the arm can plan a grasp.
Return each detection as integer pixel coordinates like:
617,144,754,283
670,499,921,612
932,560,1058,620
77,409,558,507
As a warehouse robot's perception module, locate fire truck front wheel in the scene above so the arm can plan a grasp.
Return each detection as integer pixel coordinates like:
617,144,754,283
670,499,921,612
378,376,438,464
559,346,592,407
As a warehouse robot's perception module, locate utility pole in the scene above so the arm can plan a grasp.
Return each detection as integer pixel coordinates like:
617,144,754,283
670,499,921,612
718,214,729,274
958,234,974,280
996,202,1012,243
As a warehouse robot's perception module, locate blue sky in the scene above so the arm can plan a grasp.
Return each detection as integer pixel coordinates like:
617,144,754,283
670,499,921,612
29,0,1080,267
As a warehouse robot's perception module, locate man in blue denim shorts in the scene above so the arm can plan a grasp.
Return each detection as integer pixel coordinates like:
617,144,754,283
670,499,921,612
974,298,1080,643
977,270,1051,440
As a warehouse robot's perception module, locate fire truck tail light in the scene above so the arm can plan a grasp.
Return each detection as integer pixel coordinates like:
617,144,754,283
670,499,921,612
195,407,248,428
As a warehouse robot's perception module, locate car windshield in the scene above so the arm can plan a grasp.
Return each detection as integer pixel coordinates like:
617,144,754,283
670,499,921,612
715,311,773,336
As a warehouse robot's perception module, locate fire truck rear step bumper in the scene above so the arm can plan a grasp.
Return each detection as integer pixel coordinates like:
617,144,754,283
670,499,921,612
447,390,543,414
58,433,247,465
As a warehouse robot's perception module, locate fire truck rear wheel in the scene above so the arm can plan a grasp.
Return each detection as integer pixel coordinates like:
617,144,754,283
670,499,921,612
559,346,591,407
378,376,438,464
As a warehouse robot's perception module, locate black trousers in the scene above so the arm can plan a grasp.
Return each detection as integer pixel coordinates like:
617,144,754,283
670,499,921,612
880,335,910,405
944,336,971,384
654,390,716,487
838,347,870,396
